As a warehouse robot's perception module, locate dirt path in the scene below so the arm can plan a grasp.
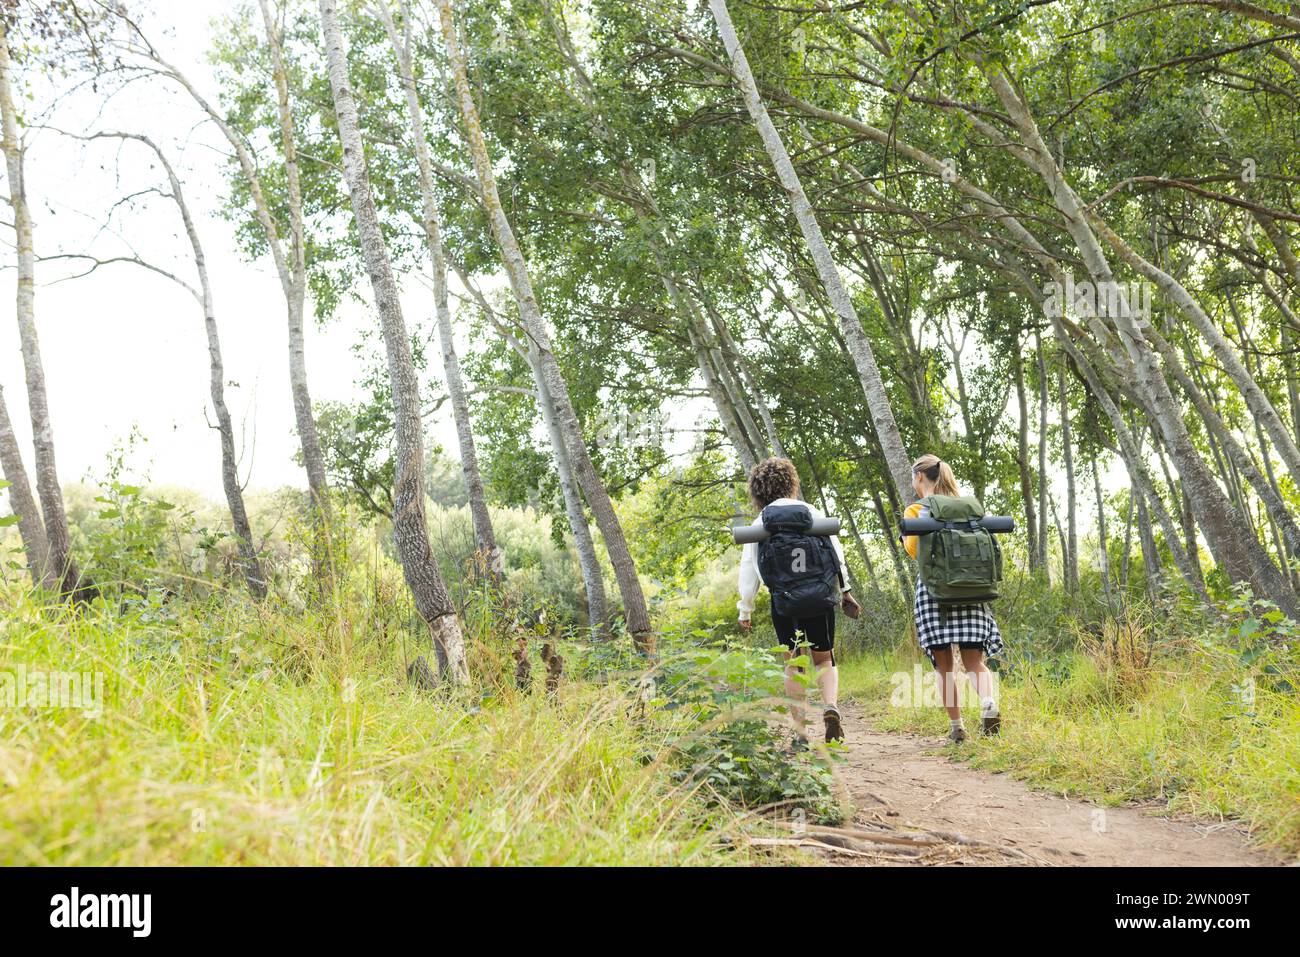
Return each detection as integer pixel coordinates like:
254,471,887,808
797,704,1276,866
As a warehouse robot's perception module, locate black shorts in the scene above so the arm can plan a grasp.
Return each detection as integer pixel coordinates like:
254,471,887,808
772,608,836,655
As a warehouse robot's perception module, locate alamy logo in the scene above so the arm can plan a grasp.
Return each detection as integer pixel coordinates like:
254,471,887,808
0,664,104,716
1041,274,1152,321
49,887,151,937
790,547,807,573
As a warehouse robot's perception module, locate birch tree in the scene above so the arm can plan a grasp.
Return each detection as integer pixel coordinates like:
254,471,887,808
437,0,652,651
0,384,53,588
119,10,331,523
318,0,469,680
0,21,90,599
375,0,502,580
706,0,912,506
79,131,268,598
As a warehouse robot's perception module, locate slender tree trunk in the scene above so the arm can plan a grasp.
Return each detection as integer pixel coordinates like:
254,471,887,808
1058,357,1078,592
1091,447,1113,609
0,383,53,588
455,266,610,632
437,0,652,651
707,0,912,505
1120,485,1135,591
378,0,502,580
872,486,913,606
1135,485,1163,602
1013,351,1039,569
319,0,467,680
1282,323,1300,449
257,1,331,521
0,24,89,600
1034,332,1051,577
982,64,1294,612
122,132,266,598
532,345,610,635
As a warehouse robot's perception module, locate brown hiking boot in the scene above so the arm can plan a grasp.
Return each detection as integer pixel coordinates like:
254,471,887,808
947,726,968,744
981,713,1002,735
823,706,844,744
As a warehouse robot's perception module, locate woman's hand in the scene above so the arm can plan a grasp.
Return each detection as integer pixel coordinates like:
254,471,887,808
841,591,862,619
738,619,752,633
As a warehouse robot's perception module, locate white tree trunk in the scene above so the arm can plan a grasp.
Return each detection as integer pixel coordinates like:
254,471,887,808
543,1,764,470
1092,215,1300,481
378,0,502,580
114,131,267,598
437,0,652,651
531,342,611,635
982,64,1294,612
455,265,611,631
706,0,912,504
319,0,468,680
0,382,53,588
257,0,331,519
0,23,88,599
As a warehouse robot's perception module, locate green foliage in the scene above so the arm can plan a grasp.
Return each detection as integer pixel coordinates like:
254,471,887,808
652,635,848,825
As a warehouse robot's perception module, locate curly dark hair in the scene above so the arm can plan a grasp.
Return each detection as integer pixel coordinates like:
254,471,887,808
747,457,801,511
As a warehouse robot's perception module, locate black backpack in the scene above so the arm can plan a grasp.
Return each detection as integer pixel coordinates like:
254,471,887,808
756,503,841,618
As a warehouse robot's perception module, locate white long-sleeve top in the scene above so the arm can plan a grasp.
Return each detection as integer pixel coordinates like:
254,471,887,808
737,498,851,621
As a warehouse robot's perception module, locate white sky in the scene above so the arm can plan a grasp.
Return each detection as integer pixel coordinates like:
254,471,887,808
0,0,463,500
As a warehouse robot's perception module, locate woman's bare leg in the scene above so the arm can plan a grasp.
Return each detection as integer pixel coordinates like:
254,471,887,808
781,646,807,735
959,647,996,704
931,646,961,720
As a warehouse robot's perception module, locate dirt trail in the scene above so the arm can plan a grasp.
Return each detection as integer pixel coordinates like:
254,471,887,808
798,704,1276,866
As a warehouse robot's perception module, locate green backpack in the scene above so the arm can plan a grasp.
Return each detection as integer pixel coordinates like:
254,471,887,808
916,495,1003,605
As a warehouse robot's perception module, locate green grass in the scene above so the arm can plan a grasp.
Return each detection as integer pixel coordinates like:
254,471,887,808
0,584,779,866
837,637,1300,858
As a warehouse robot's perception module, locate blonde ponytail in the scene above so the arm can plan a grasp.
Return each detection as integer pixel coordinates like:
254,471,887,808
912,453,961,496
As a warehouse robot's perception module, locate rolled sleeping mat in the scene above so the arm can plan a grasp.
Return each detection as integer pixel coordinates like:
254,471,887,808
731,516,841,544
898,515,1015,536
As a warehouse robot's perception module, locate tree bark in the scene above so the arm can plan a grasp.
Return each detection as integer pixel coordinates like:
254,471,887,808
1058,357,1078,592
456,266,610,633
0,23,89,599
1034,332,1051,577
378,0,502,581
103,131,267,598
1013,350,1039,570
0,382,53,588
1091,446,1114,608
982,64,1294,612
437,0,653,651
319,0,467,680
706,0,912,506
257,0,331,520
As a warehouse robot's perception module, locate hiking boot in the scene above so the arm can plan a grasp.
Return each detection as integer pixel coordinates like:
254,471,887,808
823,706,845,744
947,726,968,744
981,713,1002,736
790,734,810,753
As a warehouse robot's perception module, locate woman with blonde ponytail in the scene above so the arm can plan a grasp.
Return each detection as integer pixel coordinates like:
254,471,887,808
903,454,1003,742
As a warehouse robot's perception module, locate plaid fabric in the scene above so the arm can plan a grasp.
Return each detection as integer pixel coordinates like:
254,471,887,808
914,579,1004,665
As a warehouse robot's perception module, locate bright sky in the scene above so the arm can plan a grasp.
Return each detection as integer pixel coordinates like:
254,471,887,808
0,0,463,500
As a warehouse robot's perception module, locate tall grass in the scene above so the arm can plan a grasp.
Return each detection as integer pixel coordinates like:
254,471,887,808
0,577,767,866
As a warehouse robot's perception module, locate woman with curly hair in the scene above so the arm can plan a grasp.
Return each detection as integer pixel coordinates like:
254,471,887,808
737,457,861,744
